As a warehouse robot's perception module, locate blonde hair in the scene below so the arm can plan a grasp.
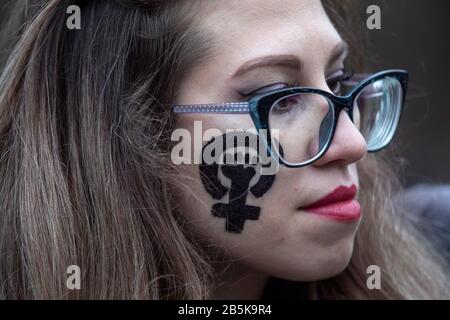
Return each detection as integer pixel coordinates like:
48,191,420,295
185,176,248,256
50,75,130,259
0,0,448,299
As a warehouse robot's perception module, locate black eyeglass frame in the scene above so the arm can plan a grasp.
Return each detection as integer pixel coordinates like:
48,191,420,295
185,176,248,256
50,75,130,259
246,69,408,168
171,69,408,168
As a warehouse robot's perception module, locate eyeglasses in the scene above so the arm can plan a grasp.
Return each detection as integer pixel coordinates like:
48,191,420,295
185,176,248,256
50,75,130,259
172,69,408,168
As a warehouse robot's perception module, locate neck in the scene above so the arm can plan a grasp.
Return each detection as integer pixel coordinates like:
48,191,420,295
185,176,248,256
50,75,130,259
211,261,269,300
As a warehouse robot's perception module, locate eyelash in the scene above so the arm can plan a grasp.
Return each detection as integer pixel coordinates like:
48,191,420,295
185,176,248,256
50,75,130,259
242,70,352,98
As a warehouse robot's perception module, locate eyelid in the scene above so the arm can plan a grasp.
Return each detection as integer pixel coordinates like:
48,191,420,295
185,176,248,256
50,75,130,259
326,69,353,85
326,69,352,95
240,69,349,98
326,69,346,81
240,82,286,97
239,82,294,97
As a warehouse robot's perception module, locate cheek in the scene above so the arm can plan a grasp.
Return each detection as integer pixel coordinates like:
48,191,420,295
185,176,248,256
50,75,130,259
173,132,288,249
195,133,280,234
174,164,278,259
173,126,361,281
175,163,358,281
175,157,296,264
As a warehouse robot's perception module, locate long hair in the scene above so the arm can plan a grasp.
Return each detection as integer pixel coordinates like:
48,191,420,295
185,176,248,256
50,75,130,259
0,0,448,299
318,0,449,299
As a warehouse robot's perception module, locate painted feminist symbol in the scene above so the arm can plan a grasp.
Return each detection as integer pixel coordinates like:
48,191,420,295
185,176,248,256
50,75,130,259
199,133,282,233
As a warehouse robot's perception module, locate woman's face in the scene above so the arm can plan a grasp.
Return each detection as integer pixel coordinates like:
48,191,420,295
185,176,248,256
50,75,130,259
173,0,367,281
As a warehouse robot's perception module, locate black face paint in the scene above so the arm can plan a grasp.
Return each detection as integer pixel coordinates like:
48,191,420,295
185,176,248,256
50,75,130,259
199,133,283,233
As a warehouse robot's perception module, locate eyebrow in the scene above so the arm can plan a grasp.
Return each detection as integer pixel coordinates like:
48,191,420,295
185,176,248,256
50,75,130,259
232,54,302,78
232,41,349,78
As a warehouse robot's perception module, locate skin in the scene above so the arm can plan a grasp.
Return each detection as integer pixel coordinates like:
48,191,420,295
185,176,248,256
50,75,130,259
173,0,367,299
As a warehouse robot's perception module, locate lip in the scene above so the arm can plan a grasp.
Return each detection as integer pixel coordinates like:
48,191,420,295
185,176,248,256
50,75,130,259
300,184,361,221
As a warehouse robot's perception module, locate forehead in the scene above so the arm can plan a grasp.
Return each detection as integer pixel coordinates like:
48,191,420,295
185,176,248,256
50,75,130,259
196,0,343,77
199,0,341,52
201,0,327,25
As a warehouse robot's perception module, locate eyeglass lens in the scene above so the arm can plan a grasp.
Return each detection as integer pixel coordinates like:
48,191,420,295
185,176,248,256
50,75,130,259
268,76,403,165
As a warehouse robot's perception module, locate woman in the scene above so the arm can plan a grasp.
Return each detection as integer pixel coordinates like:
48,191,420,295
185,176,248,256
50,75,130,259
0,0,448,299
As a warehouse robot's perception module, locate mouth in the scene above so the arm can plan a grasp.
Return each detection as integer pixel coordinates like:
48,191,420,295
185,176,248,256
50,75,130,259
299,184,361,222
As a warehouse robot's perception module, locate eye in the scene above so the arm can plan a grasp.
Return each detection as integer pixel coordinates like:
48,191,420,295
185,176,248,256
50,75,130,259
327,70,352,95
271,94,304,115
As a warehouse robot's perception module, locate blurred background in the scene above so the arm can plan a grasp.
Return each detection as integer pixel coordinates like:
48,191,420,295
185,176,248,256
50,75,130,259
358,0,450,186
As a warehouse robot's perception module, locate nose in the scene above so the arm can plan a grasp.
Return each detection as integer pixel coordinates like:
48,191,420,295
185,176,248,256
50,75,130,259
312,109,367,167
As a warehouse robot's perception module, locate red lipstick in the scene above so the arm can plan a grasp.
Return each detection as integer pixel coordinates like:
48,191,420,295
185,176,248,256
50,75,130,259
301,185,361,221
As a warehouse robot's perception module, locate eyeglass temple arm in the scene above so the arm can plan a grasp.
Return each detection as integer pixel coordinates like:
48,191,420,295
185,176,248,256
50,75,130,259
172,73,372,114
172,102,250,113
172,102,250,114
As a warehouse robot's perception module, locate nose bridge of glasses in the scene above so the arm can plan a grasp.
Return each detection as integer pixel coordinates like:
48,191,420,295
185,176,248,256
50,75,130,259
330,95,353,119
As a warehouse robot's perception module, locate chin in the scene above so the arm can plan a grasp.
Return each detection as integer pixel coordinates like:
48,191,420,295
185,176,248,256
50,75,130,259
276,239,356,282
311,251,354,280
